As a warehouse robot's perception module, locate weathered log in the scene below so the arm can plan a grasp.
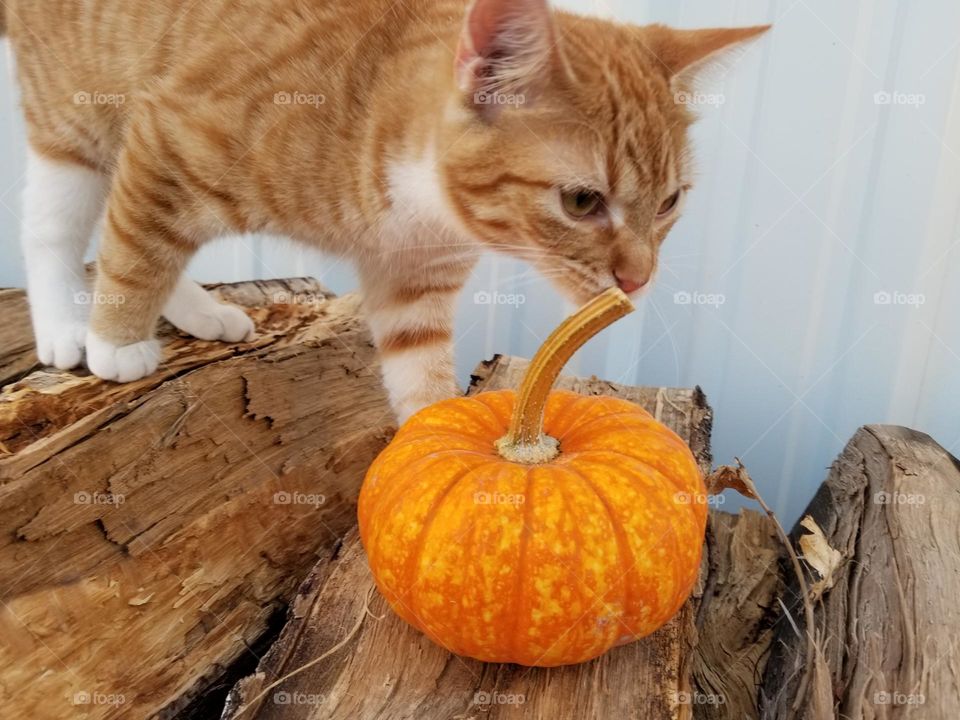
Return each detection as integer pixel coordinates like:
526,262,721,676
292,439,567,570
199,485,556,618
8,279,949,720
692,511,783,720
0,279,397,719
223,354,733,720
760,426,960,719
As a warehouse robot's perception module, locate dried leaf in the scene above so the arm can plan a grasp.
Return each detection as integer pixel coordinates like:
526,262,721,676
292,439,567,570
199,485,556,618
798,516,842,599
705,458,757,499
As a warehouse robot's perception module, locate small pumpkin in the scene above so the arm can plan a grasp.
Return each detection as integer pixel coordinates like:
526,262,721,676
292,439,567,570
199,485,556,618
358,289,706,667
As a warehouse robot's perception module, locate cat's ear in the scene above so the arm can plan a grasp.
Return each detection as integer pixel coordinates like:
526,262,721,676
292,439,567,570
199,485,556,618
455,0,555,115
641,24,770,89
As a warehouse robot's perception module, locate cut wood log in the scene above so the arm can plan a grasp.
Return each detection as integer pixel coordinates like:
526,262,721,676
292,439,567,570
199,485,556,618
0,287,34,390
760,426,960,719
692,511,783,720
0,279,397,719
7,279,951,720
224,512,784,720
223,355,726,720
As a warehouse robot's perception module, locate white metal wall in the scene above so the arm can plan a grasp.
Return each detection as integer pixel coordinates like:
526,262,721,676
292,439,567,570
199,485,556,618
2,1,960,524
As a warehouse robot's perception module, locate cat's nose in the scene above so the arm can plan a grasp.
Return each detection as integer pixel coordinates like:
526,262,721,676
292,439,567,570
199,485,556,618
615,271,646,295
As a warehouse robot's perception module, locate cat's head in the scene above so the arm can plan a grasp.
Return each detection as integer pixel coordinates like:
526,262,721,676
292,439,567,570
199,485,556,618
439,0,768,303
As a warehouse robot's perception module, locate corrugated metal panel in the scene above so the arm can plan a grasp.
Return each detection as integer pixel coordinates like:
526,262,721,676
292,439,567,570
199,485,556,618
2,1,959,524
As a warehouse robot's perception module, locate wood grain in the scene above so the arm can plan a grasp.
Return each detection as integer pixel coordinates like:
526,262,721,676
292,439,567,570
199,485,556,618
693,511,783,720
0,287,35,390
761,425,960,719
0,279,397,719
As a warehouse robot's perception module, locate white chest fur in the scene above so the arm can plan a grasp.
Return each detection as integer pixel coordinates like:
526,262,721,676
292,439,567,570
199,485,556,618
379,149,478,272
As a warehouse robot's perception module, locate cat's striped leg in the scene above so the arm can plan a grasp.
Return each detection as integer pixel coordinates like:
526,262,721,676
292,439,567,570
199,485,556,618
85,146,199,382
361,267,471,423
20,148,108,369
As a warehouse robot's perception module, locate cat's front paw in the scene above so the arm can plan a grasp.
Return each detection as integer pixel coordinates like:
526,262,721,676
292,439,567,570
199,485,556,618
168,302,256,343
85,332,161,383
35,320,87,370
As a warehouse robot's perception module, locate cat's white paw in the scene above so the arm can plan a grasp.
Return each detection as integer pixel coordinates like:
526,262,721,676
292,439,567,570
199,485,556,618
85,332,161,383
35,320,87,370
171,303,256,343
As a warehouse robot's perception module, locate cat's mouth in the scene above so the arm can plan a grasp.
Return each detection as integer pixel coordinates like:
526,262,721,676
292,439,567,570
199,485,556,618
557,267,620,305
565,269,657,305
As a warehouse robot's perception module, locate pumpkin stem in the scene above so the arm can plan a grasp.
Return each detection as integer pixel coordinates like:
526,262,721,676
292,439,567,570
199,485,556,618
495,287,635,464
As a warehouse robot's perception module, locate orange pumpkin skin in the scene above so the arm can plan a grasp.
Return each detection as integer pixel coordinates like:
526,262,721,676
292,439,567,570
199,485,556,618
358,389,707,667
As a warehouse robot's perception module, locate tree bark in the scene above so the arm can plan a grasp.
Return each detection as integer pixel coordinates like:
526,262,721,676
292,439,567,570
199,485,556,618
692,510,783,720
0,279,397,720
760,425,960,719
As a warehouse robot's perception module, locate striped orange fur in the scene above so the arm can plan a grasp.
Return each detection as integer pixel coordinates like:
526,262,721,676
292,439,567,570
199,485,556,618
4,0,767,419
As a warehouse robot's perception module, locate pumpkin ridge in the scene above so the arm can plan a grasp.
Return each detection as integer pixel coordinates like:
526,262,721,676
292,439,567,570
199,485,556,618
567,455,689,625
568,450,698,496
563,463,633,644
545,469,595,661
575,422,693,459
364,450,494,550
407,395,507,439
555,410,679,449
508,465,536,664
466,390,517,429
541,390,588,438
380,428,496,453
401,458,505,638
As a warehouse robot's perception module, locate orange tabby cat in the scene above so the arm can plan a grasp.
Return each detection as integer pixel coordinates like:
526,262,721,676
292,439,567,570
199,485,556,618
3,0,766,420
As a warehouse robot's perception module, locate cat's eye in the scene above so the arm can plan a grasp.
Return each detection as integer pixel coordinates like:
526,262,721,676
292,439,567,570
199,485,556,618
561,189,605,220
657,188,683,218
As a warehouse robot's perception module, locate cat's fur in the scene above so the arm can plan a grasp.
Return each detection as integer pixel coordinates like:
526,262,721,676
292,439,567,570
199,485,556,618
3,0,766,420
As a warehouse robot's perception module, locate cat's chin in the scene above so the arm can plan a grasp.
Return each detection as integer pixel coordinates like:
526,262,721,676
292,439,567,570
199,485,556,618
561,284,619,307
568,280,655,305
